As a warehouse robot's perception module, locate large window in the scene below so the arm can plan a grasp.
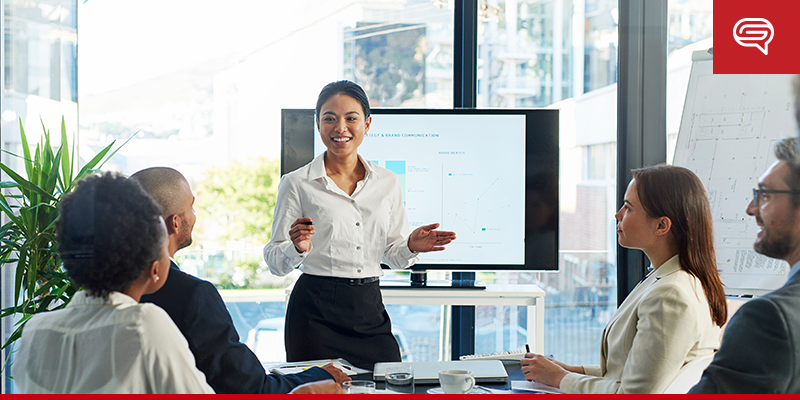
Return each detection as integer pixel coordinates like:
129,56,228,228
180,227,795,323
475,0,618,366
76,0,455,364
2,0,77,392
4,1,697,383
666,0,712,163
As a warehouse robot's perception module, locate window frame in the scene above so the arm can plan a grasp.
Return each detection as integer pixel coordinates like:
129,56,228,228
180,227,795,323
0,0,669,384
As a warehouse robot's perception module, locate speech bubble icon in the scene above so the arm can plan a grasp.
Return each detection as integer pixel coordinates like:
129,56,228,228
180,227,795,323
733,18,774,55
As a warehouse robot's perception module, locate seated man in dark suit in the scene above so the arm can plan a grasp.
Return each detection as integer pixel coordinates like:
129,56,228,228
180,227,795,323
690,76,800,393
132,167,349,394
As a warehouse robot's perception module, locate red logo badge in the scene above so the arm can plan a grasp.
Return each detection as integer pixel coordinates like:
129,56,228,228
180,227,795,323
733,18,773,55
714,0,800,74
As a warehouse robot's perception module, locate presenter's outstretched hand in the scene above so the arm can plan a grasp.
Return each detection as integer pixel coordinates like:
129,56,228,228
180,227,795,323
520,353,572,388
321,363,351,384
289,380,345,394
408,223,456,253
289,217,315,254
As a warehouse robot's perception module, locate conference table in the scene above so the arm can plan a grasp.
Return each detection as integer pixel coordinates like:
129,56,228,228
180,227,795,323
353,360,528,394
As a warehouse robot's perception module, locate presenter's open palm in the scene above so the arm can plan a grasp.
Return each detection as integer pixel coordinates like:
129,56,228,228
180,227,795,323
408,223,456,253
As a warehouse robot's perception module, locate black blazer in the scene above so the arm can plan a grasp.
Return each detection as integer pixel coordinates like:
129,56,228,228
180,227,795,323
690,271,800,393
141,261,332,394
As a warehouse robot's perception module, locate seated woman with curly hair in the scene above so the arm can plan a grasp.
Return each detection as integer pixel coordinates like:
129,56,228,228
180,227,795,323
13,173,213,394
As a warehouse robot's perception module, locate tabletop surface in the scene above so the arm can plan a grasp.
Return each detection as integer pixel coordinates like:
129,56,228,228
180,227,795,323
354,360,525,394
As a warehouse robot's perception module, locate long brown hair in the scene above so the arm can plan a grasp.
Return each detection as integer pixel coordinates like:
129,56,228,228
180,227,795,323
632,164,727,327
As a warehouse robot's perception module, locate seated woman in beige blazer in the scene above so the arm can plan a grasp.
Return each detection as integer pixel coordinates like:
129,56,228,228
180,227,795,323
521,164,727,394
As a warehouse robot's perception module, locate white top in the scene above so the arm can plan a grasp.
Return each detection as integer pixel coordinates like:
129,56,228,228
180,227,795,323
264,153,418,278
559,255,721,393
13,291,214,394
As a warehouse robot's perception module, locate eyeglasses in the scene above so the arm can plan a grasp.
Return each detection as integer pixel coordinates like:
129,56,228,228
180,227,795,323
752,188,800,207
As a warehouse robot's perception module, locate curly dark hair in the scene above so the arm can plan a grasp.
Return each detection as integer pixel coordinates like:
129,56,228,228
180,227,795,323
56,172,164,299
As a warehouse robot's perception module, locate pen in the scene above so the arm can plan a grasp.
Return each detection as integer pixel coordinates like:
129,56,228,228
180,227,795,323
525,343,530,353
280,364,321,369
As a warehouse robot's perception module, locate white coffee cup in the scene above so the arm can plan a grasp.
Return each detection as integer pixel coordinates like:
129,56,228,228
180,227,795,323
438,370,475,394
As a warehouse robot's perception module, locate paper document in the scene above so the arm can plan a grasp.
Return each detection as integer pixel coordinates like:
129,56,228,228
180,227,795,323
511,380,562,394
267,358,370,376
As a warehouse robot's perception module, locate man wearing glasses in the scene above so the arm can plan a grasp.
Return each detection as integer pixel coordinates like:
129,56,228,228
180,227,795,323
691,76,800,393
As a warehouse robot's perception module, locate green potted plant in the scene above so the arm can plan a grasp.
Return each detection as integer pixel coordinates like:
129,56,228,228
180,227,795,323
0,117,131,351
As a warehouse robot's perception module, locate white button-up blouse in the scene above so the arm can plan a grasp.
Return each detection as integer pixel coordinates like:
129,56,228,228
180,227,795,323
264,153,419,278
13,291,214,394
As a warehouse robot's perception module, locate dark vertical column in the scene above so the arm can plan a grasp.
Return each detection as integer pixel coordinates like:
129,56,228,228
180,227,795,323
451,0,478,360
454,0,478,109
616,0,667,304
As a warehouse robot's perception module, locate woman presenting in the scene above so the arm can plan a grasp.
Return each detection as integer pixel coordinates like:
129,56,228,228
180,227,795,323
521,165,727,393
264,80,456,369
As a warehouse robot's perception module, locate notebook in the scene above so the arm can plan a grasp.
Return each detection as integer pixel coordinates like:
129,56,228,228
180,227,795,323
266,358,370,376
373,360,508,384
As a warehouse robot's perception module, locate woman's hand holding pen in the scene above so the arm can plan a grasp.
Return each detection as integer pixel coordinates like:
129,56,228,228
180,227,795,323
520,353,583,388
407,223,456,253
290,218,315,254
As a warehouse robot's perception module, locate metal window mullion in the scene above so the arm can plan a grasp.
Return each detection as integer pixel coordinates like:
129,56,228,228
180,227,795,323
616,0,667,304
451,0,479,360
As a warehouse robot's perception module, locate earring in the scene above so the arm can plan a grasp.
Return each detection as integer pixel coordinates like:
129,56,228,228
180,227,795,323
155,276,160,282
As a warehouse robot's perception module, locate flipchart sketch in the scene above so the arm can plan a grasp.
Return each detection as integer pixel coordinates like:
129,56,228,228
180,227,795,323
673,52,796,290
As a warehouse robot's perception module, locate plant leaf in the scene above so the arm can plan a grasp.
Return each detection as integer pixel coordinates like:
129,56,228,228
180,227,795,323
1,318,30,350
42,124,55,183
60,117,72,189
0,163,55,202
18,118,33,179
13,249,27,309
100,130,138,168
0,195,22,227
45,145,63,195
74,143,112,180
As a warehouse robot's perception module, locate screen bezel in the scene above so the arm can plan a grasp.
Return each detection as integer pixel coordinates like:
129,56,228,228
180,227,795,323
280,108,559,271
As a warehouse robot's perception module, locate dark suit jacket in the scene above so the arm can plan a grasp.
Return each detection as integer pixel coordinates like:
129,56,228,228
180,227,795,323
690,271,800,393
141,261,332,394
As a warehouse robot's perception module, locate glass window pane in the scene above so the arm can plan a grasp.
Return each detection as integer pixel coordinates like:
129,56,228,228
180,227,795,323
78,0,453,364
666,0,713,163
386,304,443,362
2,0,78,393
476,0,618,366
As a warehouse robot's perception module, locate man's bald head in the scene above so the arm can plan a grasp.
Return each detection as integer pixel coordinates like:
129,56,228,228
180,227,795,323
131,167,196,256
130,167,190,218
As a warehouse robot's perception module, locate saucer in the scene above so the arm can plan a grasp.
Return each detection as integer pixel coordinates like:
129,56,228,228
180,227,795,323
427,386,492,394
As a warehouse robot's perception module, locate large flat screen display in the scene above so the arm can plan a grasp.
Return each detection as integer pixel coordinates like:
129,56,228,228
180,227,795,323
281,108,558,271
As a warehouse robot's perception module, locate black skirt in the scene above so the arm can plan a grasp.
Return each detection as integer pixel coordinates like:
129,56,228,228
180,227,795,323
284,273,401,370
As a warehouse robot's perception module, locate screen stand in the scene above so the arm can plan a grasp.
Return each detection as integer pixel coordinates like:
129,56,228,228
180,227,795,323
380,270,487,290
410,270,428,286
